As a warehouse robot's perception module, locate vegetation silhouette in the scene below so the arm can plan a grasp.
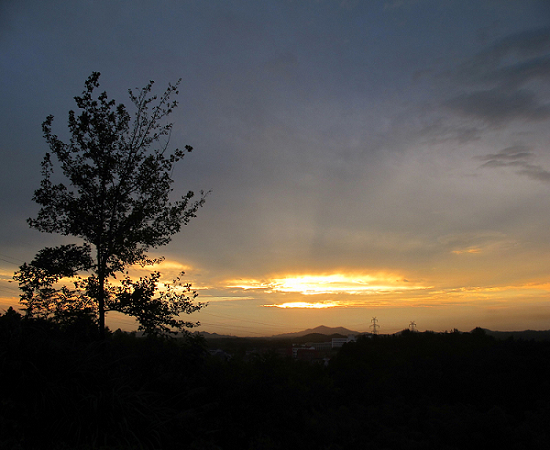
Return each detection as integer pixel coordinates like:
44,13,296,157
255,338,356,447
14,72,207,339
2,310,550,449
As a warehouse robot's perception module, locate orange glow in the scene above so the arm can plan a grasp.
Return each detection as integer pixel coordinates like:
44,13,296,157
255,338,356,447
228,273,427,295
264,301,342,309
451,248,481,255
129,258,193,275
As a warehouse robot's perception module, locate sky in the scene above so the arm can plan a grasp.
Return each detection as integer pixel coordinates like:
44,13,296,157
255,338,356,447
1,0,550,336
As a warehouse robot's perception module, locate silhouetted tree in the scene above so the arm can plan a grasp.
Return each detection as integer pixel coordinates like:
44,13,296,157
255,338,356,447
15,72,207,338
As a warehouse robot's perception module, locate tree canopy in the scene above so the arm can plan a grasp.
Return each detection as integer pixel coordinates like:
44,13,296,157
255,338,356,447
15,72,207,338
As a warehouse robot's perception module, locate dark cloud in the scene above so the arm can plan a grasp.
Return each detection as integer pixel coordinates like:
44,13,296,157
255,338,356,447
518,165,550,182
445,27,550,125
477,145,550,182
482,55,550,88
445,87,550,125
478,144,532,165
455,126,483,143
461,26,550,81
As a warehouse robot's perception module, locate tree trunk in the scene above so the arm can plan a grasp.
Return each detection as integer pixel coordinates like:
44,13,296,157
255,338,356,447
97,245,106,341
98,269,105,341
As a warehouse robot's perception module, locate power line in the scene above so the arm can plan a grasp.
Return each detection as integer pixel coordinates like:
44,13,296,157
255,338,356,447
0,253,26,265
0,258,19,266
199,311,288,329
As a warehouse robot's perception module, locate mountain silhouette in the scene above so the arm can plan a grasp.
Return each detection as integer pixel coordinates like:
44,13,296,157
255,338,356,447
272,325,360,339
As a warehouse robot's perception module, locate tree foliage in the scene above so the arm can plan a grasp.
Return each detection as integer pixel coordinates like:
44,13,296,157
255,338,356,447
113,271,204,337
15,72,207,337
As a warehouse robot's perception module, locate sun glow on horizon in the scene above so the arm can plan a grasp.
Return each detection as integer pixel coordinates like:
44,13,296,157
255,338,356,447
224,271,550,311
265,301,342,309
228,273,429,297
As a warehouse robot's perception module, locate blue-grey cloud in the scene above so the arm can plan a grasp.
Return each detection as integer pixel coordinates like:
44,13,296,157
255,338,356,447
445,27,550,125
459,27,550,81
481,55,550,88
477,145,550,182
478,145,533,166
445,87,550,124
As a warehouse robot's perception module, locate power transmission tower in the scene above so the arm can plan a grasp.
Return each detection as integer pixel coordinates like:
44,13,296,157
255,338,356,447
370,317,379,335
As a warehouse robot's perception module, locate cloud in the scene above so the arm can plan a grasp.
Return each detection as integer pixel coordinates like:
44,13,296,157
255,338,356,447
517,164,550,182
445,27,550,126
477,145,550,183
483,55,550,88
459,26,550,83
227,273,429,296
478,144,532,165
264,301,342,309
445,88,550,125
199,295,255,303
438,231,516,255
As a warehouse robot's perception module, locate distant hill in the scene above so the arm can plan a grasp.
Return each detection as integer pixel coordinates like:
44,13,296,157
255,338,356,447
197,327,362,344
272,325,361,339
166,327,550,341
196,331,235,339
484,329,550,341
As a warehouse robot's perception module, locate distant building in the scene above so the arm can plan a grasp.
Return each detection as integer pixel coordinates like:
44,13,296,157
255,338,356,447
331,335,356,348
310,341,332,352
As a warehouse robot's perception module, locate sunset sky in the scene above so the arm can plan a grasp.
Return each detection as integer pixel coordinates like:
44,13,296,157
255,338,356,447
1,0,550,336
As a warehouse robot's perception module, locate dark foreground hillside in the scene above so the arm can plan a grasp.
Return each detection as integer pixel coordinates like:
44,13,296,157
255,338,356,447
1,310,550,449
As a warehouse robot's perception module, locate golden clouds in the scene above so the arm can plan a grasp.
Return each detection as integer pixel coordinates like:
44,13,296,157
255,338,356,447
439,231,516,256
221,269,550,311
451,248,481,255
225,272,435,309
228,273,426,295
130,258,193,275
265,301,342,309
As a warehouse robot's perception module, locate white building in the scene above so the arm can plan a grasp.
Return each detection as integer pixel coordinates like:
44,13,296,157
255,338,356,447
331,335,356,348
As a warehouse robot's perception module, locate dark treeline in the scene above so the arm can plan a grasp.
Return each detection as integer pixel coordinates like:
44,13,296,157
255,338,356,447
2,309,550,449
